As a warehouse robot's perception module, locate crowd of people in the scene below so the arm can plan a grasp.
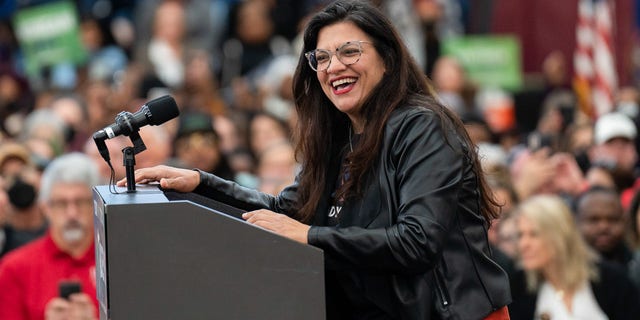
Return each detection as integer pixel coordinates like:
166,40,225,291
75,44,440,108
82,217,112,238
1,0,640,319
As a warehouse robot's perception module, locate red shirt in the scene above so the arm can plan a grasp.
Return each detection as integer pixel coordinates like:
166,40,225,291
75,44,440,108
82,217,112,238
0,232,98,320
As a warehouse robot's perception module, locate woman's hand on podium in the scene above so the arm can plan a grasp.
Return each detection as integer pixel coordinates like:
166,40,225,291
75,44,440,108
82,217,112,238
116,165,200,192
242,209,310,244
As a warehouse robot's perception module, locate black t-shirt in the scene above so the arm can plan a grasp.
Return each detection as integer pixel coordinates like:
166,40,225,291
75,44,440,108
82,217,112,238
0,223,47,258
324,134,393,319
327,159,348,226
327,133,361,226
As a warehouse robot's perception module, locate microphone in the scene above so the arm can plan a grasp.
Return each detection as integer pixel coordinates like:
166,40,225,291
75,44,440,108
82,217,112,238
93,95,180,162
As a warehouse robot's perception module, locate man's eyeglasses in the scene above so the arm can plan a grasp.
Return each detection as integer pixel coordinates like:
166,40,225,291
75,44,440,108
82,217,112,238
49,198,93,211
305,40,372,72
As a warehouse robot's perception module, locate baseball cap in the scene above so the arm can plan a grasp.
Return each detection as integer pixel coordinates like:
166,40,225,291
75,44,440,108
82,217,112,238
594,112,637,145
175,111,217,140
0,142,31,169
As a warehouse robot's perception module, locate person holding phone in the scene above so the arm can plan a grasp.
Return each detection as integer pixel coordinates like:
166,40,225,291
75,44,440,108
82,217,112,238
509,130,588,202
0,153,100,320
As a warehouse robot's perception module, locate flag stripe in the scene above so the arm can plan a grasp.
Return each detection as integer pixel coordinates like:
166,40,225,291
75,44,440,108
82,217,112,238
573,0,617,118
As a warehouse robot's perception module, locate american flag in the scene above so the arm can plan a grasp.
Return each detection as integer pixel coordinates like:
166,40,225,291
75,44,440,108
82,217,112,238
573,0,617,118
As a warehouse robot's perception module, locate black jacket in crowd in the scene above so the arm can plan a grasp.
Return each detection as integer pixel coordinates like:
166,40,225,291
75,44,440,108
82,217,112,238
194,105,511,319
508,261,640,319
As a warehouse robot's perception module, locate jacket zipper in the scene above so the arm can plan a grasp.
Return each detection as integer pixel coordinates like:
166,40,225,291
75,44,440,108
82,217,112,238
434,270,449,306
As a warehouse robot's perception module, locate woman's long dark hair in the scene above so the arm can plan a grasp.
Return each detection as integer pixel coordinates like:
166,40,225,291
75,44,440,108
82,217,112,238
291,0,499,224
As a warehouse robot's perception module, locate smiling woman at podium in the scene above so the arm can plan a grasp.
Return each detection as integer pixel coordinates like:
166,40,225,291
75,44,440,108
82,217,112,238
120,1,511,319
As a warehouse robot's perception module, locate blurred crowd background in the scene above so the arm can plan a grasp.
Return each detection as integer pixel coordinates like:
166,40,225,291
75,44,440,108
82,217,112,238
3,0,640,309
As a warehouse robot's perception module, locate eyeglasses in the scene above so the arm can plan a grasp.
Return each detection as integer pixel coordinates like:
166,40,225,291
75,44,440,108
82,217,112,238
49,198,93,211
304,40,372,72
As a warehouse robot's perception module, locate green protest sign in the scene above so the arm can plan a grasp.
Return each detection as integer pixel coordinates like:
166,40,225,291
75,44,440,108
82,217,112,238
13,1,87,76
442,35,522,91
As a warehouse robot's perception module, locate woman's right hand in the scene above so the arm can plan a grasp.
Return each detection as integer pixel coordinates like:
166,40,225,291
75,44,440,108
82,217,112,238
116,165,201,192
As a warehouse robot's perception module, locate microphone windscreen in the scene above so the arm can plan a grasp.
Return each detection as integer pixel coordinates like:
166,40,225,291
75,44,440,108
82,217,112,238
146,95,180,125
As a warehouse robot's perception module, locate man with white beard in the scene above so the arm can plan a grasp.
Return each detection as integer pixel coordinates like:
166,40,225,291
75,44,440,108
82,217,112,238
0,153,100,320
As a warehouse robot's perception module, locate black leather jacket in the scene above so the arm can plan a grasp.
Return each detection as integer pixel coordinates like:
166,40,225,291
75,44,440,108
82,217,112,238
195,106,511,319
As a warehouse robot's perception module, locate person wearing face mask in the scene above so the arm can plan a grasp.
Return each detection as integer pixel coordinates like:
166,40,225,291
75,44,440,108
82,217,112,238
0,153,100,320
119,1,511,319
1,170,48,257
0,142,47,258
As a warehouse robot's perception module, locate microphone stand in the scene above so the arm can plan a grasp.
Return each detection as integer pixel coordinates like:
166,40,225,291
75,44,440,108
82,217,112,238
123,147,136,193
122,131,147,193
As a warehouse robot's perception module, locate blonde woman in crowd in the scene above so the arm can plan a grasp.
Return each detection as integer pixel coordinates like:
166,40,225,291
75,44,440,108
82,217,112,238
508,195,640,319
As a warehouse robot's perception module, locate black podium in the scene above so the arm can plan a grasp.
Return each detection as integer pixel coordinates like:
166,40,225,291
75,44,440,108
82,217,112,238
92,185,325,320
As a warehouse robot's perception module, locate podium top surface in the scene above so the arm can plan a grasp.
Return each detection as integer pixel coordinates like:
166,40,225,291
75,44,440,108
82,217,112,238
93,184,169,205
93,184,248,219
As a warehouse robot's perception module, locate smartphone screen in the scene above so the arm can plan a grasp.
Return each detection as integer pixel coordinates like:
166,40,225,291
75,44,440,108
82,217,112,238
59,281,82,300
527,132,555,153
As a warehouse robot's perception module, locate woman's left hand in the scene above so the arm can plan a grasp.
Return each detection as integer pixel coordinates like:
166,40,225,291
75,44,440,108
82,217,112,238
242,210,310,244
